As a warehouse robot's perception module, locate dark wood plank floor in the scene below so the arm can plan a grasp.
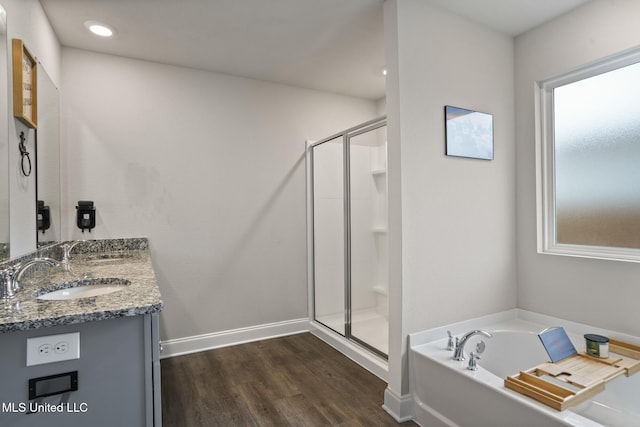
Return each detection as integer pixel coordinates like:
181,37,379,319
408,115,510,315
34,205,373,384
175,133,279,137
161,332,415,426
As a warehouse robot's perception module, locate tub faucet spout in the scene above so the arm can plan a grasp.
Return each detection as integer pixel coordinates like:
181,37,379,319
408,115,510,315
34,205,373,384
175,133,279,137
453,330,492,361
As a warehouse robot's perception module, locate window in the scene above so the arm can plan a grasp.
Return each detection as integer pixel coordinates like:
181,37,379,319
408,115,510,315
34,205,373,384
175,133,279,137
537,47,640,262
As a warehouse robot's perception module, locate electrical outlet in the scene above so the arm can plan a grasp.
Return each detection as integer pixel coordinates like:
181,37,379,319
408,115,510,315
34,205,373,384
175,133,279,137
38,344,52,355
54,341,68,354
27,333,80,366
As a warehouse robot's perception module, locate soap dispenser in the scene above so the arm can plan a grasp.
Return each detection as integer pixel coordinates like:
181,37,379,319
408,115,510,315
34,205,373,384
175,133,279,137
37,200,50,233
76,201,96,232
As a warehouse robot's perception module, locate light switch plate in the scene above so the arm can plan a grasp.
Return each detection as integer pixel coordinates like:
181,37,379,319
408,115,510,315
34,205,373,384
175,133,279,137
27,332,80,366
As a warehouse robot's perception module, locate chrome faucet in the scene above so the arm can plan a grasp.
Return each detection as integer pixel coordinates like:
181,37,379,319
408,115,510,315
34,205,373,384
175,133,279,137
61,241,83,263
60,241,83,271
446,330,455,351
1,266,19,299
11,258,59,294
468,352,481,371
453,330,492,361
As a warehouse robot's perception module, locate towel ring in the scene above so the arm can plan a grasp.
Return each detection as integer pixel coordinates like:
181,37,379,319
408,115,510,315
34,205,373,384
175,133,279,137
19,131,31,177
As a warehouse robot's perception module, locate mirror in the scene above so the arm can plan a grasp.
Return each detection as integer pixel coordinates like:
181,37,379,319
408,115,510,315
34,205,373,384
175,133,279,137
36,64,61,247
0,5,62,262
0,5,8,262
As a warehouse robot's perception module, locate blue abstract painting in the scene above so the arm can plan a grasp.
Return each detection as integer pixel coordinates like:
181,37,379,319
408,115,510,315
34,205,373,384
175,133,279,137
445,105,493,160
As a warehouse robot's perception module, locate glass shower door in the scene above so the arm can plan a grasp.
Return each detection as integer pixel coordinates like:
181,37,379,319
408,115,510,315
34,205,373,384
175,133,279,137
312,136,346,335
310,117,388,358
348,125,388,357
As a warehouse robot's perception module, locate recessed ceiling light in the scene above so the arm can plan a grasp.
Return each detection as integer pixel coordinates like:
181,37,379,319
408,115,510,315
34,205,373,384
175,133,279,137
84,20,115,37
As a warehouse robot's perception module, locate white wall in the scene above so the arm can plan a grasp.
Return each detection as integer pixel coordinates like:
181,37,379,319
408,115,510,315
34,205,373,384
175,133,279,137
4,0,60,257
516,0,640,336
384,0,516,406
61,48,378,341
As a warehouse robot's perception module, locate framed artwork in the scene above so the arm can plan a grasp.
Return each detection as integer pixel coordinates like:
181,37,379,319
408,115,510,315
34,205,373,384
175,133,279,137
444,105,493,160
12,38,37,129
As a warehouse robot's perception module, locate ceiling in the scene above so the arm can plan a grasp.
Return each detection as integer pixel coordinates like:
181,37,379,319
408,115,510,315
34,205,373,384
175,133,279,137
428,0,590,37
39,0,590,101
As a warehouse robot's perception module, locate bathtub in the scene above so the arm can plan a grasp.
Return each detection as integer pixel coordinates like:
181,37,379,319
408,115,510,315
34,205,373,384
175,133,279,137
409,310,640,427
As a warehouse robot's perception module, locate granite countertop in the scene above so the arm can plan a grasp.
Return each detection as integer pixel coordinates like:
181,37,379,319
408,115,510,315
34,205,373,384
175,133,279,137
0,238,163,333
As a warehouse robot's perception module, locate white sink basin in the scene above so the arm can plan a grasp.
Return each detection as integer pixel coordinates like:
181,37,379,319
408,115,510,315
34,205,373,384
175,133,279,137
35,278,130,301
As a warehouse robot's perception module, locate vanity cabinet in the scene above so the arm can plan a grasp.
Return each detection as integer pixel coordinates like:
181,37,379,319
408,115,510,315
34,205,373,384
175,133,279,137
0,313,161,426
0,238,163,426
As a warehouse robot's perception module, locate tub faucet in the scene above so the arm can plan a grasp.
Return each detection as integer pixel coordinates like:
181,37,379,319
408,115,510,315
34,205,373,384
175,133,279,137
453,330,492,361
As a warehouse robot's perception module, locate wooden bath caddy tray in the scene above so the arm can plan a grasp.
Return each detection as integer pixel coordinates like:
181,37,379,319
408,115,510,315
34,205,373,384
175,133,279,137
504,338,640,411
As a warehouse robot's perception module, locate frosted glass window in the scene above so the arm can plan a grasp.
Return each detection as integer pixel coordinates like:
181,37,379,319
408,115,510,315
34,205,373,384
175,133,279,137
537,48,640,261
554,61,640,249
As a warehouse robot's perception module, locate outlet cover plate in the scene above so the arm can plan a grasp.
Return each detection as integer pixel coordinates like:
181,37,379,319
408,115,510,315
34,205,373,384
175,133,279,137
27,332,80,366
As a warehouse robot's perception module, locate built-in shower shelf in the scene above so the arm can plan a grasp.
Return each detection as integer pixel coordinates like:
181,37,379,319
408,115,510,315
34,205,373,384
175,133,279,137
372,227,387,233
371,168,386,176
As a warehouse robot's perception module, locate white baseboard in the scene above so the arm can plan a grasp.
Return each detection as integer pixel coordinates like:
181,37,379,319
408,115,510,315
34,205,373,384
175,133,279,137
382,387,414,423
160,318,309,359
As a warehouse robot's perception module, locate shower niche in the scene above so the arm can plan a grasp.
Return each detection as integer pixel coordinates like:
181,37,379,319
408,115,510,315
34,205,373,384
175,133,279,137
308,117,388,358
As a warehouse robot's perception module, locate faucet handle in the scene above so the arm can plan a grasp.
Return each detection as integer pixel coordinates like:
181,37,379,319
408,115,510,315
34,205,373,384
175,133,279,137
2,265,18,275
468,352,481,371
446,330,454,351
3,265,18,280
0,266,18,299
61,243,72,261
61,241,84,261
452,337,464,360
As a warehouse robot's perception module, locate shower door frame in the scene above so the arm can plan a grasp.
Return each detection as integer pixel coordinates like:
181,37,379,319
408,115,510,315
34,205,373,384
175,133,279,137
307,115,387,359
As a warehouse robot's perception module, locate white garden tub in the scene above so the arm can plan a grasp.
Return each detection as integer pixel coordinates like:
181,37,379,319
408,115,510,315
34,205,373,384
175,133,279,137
409,310,640,427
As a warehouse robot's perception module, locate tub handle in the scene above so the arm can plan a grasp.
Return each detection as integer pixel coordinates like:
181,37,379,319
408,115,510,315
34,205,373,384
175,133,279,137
468,352,481,371
446,330,454,351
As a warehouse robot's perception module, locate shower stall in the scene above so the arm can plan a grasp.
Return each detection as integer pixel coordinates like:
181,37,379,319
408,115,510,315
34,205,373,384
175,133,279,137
306,116,388,363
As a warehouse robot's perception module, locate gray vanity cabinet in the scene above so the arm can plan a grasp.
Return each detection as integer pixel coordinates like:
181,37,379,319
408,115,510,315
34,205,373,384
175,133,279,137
0,313,161,426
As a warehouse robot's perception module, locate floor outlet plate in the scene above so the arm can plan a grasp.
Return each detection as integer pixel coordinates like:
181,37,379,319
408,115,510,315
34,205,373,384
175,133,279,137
27,332,80,366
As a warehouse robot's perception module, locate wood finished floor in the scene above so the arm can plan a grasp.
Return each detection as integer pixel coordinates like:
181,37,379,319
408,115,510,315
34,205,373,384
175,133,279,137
161,332,415,427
